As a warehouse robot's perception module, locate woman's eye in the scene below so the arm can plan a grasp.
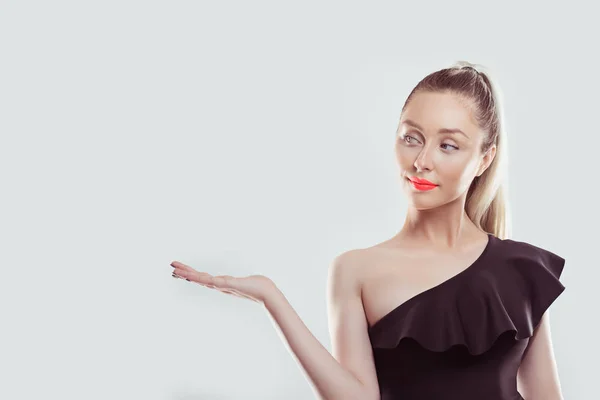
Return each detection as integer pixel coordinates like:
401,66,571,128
402,135,458,151
441,143,459,151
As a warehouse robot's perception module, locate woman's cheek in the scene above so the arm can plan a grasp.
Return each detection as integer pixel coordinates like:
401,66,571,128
395,145,418,165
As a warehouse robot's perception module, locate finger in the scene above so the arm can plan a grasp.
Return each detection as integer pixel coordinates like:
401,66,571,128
190,274,231,290
173,270,214,287
194,272,216,286
186,270,216,287
171,271,186,280
170,261,196,272
172,267,199,279
172,268,195,281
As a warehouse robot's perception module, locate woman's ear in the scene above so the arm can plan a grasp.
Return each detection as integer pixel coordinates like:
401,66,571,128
477,144,497,177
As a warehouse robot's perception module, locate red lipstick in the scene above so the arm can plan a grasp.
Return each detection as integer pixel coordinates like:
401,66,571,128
408,176,438,191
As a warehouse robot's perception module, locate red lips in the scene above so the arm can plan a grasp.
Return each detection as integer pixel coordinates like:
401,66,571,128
409,176,437,186
408,176,438,191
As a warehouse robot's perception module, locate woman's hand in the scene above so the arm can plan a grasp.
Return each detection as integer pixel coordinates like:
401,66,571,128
170,261,276,304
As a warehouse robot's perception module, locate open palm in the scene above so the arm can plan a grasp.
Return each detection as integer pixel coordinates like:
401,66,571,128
170,261,275,304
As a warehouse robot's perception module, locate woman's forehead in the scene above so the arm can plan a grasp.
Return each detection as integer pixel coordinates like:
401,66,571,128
401,92,478,133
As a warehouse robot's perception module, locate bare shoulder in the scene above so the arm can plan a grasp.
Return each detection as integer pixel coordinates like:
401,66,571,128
328,246,385,293
329,249,364,281
330,245,398,300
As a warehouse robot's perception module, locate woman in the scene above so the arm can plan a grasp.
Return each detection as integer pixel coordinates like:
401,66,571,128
171,61,566,400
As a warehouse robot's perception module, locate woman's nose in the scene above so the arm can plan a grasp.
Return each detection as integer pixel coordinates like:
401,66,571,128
413,146,434,171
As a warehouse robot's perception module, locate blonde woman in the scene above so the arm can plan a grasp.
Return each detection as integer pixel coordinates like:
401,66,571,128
171,62,566,400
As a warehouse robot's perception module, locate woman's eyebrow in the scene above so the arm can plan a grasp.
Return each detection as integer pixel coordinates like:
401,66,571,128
401,119,469,139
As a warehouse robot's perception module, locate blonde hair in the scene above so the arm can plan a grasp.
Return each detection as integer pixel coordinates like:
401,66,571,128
400,61,512,239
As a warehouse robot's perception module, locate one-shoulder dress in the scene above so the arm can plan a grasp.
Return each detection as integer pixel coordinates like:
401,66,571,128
368,233,566,400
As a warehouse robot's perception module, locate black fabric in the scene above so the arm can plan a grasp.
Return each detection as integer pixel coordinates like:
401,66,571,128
368,233,566,400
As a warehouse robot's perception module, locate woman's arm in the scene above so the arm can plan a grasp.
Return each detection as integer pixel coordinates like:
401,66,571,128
517,311,564,399
262,251,380,400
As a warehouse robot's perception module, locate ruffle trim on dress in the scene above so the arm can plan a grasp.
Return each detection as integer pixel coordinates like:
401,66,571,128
369,240,566,355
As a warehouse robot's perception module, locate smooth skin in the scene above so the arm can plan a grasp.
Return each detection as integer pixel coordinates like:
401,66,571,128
170,91,563,399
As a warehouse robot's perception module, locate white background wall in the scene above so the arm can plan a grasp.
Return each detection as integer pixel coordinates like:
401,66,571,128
1,1,597,399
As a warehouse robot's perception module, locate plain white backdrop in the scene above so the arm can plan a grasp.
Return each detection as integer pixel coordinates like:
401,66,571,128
1,1,597,399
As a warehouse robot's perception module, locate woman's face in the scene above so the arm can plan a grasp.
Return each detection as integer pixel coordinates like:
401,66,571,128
395,91,496,210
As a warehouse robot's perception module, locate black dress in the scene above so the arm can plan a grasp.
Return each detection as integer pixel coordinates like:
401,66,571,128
368,233,566,400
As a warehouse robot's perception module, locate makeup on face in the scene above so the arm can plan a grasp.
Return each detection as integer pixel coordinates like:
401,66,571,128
407,176,438,191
